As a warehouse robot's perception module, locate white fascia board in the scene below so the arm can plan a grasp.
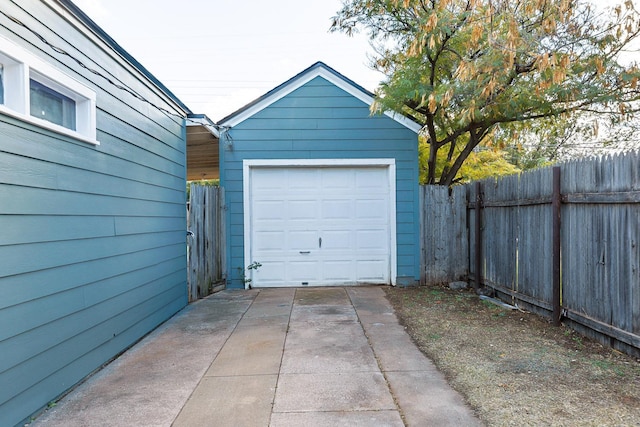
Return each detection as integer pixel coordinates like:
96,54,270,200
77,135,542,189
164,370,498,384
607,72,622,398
221,66,422,133
244,158,395,167
187,115,220,138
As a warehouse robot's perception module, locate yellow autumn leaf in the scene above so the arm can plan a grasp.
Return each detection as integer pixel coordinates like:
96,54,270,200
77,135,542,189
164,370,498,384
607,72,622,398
441,89,453,107
553,69,566,84
537,53,550,71
428,94,437,113
425,13,438,32
471,23,482,45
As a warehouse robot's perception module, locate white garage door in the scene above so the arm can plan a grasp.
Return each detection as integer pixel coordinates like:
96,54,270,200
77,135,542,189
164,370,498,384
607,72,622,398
246,165,393,287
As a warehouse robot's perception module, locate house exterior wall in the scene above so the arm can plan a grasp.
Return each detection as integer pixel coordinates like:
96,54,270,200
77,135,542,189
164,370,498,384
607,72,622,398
220,76,420,288
0,3,188,426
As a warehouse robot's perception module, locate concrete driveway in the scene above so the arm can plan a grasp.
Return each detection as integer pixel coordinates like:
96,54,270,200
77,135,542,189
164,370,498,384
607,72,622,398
31,287,481,427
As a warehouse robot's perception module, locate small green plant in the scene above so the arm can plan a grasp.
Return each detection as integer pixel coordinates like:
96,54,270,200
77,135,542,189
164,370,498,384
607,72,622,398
237,261,262,287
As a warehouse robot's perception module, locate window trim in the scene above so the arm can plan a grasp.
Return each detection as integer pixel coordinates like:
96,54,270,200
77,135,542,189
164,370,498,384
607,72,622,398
0,34,98,145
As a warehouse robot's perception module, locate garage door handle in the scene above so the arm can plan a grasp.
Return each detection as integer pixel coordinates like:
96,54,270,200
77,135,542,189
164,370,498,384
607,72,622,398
299,251,310,254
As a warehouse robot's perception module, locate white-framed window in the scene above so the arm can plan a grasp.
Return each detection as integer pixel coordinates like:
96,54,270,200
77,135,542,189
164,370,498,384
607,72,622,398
0,34,97,145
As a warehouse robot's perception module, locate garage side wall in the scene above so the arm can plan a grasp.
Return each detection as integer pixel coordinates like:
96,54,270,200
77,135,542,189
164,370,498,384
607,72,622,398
220,76,419,288
0,4,187,426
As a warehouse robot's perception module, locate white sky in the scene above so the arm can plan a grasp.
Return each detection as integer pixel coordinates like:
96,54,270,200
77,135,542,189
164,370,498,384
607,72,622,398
71,0,640,123
72,0,384,122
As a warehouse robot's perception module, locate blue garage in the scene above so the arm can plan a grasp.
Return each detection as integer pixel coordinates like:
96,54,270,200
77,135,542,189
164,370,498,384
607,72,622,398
218,62,421,289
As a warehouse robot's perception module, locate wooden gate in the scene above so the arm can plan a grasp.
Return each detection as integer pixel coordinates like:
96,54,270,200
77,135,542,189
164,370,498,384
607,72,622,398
187,184,226,301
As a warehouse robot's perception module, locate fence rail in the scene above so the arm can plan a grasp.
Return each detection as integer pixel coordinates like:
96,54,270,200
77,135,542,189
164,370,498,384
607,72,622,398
421,152,640,356
187,184,225,301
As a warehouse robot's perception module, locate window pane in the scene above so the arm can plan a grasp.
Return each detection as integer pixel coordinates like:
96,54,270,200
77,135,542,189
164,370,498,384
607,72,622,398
30,79,76,130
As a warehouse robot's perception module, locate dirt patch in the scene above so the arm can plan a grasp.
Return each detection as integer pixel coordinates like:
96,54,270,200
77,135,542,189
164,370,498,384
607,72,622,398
384,285,640,427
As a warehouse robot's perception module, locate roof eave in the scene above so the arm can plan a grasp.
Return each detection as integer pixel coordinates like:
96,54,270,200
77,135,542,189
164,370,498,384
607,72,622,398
187,113,220,138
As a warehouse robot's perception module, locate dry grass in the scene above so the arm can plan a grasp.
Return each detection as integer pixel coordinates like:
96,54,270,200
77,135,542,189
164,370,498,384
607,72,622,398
384,285,640,427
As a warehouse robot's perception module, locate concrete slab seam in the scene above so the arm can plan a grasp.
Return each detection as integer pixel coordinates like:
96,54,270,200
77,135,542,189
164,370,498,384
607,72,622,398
345,288,408,427
267,288,296,425
169,290,260,425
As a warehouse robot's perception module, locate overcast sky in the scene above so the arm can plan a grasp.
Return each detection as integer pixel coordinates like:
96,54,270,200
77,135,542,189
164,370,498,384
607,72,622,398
71,0,639,122
72,0,384,121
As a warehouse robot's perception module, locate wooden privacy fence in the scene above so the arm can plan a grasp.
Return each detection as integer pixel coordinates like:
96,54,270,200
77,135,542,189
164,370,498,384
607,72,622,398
421,152,640,355
420,185,468,284
187,184,225,301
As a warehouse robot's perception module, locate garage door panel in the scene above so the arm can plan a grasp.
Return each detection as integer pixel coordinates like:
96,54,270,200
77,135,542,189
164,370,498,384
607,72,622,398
318,230,351,250
356,168,387,189
255,261,287,284
289,169,319,189
288,260,321,281
288,200,320,220
356,230,388,250
253,169,286,190
355,199,388,219
254,200,286,220
287,230,318,249
322,169,354,190
254,231,286,251
321,260,353,280
356,260,388,282
321,199,352,220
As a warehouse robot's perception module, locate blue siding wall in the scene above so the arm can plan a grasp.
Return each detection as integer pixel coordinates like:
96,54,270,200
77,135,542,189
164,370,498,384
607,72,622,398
220,76,419,288
0,3,187,426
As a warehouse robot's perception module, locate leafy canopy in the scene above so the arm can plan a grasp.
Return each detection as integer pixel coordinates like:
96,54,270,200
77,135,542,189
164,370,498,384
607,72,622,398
332,0,640,185
418,137,519,184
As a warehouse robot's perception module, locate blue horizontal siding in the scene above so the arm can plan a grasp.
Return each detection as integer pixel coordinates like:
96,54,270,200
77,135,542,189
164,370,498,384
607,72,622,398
220,74,419,288
223,139,414,152
0,215,184,246
1,284,185,426
228,129,416,141
0,272,185,404
0,185,185,217
0,151,184,204
0,3,188,426
270,95,365,109
2,269,184,378
1,231,184,278
0,245,183,310
0,118,185,189
254,106,381,119
237,117,403,130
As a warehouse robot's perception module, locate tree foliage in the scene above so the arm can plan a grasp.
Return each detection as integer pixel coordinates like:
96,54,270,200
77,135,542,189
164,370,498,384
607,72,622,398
418,136,519,184
331,0,640,185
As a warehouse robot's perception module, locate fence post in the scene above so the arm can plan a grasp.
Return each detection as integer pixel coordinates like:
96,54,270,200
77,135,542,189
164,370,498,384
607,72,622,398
419,186,426,285
552,167,562,326
474,181,482,291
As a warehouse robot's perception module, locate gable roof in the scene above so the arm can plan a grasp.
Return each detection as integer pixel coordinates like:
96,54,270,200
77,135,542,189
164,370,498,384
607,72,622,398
218,61,422,133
